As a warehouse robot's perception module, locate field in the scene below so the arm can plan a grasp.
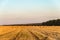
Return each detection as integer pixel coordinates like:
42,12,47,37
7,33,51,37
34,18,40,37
0,26,60,40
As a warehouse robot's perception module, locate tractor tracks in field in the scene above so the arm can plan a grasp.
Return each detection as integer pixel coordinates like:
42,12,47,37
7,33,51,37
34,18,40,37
27,28,48,40
0,29,22,40
0,27,46,40
12,29,41,40
13,29,37,40
28,30,40,40
12,28,60,40
0,27,60,40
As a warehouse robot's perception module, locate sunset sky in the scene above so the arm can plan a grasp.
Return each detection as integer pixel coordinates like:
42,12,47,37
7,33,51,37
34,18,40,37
0,0,60,25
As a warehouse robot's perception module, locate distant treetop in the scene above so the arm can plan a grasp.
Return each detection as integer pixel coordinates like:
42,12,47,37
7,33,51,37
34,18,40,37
41,19,60,26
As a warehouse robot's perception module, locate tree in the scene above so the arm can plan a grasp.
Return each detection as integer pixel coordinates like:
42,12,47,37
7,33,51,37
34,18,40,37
41,19,60,26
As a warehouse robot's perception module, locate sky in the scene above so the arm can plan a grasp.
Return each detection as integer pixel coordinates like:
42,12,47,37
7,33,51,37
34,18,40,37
0,0,60,25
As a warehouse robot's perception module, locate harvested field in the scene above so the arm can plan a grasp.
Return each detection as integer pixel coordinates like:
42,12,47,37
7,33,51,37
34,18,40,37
0,26,60,40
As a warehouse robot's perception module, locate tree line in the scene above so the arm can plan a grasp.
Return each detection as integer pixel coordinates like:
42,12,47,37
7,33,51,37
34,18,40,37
3,19,60,26
41,19,60,26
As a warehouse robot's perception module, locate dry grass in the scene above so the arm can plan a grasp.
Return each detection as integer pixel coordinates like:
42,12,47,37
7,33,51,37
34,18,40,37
0,26,60,40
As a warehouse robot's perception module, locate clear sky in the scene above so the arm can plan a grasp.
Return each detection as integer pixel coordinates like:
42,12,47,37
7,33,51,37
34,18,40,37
0,0,60,25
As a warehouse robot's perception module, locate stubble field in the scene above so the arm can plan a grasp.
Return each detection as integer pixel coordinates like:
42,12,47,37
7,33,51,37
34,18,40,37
0,26,60,40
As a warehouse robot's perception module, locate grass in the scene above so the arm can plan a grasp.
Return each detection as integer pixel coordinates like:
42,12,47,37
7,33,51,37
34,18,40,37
0,26,60,40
